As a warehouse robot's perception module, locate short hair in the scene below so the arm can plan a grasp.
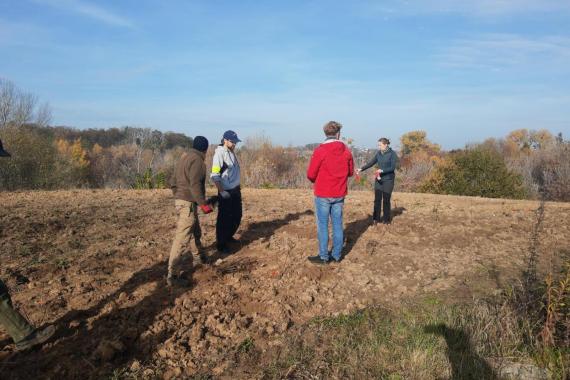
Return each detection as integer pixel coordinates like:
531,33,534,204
323,121,342,137
379,137,390,145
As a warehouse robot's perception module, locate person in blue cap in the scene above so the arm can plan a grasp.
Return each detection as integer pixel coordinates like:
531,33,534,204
210,130,242,253
0,139,56,350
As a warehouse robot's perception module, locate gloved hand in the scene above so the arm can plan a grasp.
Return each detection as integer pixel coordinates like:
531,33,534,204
206,196,219,207
220,190,231,199
199,204,213,214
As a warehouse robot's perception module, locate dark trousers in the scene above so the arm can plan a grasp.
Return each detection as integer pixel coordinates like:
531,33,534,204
0,279,34,343
216,187,242,248
373,180,394,222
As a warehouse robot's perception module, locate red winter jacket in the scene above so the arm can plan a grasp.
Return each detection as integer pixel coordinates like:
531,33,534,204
307,139,354,197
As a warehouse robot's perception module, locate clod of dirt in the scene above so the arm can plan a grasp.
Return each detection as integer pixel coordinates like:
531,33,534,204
163,367,183,380
94,339,126,361
129,360,141,371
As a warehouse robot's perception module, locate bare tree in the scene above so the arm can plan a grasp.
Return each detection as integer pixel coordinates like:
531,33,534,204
35,102,52,128
0,79,52,128
0,79,16,127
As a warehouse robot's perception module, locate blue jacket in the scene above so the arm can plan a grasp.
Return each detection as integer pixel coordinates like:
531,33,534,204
361,148,398,181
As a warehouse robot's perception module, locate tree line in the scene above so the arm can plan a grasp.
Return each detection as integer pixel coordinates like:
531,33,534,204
1,80,568,201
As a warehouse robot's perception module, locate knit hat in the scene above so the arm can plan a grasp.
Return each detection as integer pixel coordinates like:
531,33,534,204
0,139,10,157
192,136,209,152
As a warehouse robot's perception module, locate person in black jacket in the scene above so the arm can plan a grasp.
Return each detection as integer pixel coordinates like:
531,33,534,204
356,137,398,225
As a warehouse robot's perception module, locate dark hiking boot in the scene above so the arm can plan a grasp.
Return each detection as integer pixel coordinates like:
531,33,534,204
227,237,241,244
307,255,329,265
167,275,191,288
382,219,392,225
15,325,56,351
217,244,231,254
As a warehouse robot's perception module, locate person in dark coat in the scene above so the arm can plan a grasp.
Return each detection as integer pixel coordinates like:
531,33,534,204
356,137,398,225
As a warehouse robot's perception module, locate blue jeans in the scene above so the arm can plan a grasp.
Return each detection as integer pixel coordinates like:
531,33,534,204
315,197,344,261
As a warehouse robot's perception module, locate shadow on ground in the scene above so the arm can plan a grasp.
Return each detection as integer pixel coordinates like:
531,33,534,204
1,261,189,379
424,323,497,380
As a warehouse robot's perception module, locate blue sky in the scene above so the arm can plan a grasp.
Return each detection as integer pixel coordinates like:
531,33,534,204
1,0,569,149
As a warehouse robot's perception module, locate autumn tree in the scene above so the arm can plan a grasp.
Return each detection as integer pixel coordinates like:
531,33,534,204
505,129,554,156
400,130,440,156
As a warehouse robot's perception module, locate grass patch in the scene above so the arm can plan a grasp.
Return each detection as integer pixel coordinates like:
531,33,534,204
237,337,255,354
263,279,569,380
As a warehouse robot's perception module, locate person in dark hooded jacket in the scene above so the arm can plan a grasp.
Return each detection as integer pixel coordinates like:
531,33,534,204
357,137,398,225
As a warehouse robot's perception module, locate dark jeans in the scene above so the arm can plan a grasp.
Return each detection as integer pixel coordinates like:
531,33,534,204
373,180,394,222
216,187,242,248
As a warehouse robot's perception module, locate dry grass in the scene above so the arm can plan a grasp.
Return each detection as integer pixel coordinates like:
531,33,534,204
260,280,568,379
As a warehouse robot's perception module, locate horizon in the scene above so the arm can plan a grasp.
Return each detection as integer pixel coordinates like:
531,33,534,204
1,0,569,149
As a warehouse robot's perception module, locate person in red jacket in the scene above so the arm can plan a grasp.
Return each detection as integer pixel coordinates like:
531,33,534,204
306,121,354,264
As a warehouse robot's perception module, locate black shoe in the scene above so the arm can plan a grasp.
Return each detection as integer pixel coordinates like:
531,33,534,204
167,275,191,287
15,325,56,351
382,219,392,225
307,255,329,265
227,236,241,244
217,244,231,254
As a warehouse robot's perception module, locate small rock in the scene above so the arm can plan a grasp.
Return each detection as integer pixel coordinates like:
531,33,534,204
94,339,125,362
158,348,169,358
163,367,182,380
118,292,128,303
69,320,80,329
499,362,548,380
130,360,141,371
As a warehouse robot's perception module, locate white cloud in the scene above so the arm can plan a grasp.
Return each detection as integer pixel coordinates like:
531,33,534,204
32,0,135,29
436,34,570,70
363,0,570,17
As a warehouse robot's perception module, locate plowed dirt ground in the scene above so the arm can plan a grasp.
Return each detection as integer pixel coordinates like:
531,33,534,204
1,189,568,379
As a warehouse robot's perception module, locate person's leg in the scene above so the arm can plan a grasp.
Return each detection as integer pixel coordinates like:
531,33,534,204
191,203,207,263
216,195,230,249
382,180,395,223
228,189,242,240
315,197,331,261
0,279,35,344
373,188,382,222
330,198,345,261
168,200,194,280
383,191,392,223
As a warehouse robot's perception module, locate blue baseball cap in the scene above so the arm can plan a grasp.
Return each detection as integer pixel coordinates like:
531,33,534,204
223,130,241,143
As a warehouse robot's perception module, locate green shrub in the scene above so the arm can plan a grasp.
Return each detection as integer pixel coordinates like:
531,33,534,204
420,148,526,199
134,168,168,189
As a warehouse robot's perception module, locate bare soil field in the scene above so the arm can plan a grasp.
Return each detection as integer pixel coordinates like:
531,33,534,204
0,189,568,379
